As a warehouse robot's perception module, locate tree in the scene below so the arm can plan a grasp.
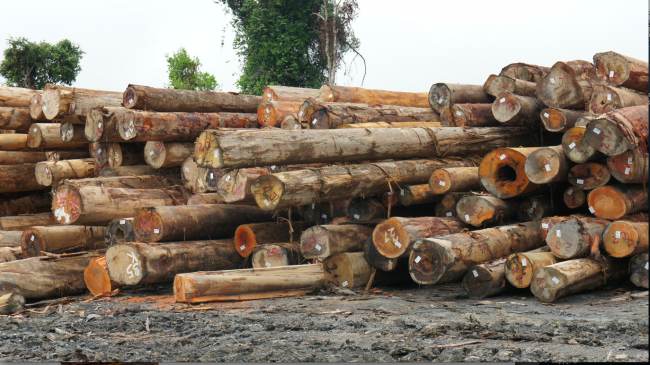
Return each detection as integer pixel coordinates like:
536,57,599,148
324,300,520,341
0,37,84,90
165,48,220,91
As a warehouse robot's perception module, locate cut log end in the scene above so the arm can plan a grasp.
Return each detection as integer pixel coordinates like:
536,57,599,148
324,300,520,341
250,174,284,210
602,221,641,258
568,162,610,190
29,94,44,120
300,226,332,259
372,218,413,258
34,163,54,186
563,187,586,209
322,252,372,288
258,102,277,127
20,228,44,258
85,108,105,142
492,93,522,123
583,119,629,156
455,195,498,227
133,208,164,242
26,124,42,148
607,150,648,184
84,256,120,296
545,220,584,259
194,132,221,167
540,108,567,132
234,225,259,258
504,253,534,288
52,185,82,225
119,111,138,140
428,84,450,110
429,169,451,194
251,244,292,268
409,239,447,285
105,244,146,285
144,141,167,169
530,266,567,302
122,86,139,109
630,253,649,288
562,127,598,163
524,147,565,184
587,186,628,220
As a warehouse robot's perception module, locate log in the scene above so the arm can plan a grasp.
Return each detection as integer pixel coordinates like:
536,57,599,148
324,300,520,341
43,150,91,162
567,162,610,190
297,99,315,123
106,239,244,285
300,224,373,259
409,221,544,285
0,193,51,217
0,164,48,194
41,85,123,121
118,110,259,142
583,105,648,156
518,196,555,222
563,186,586,209
27,123,88,149
535,60,600,109
258,101,302,127
530,256,628,302
593,51,649,93
545,216,613,259
0,150,67,165
504,249,558,288
372,217,466,259
59,122,87,143
587,185,648,219
52,185,186,225
397,184,441,206
280,113,301,130
0,86,37,108
428,83,491,112
0,106,33,132
104,218,136,247
524,145,570,184
337,121,441,129
21,225,106,258
0,251,103,299
483,74,497,95
317,84,429,108
143,141,193,169
381,192,399,208
0,213,57,231
456,195,521,227
500,63,550,82
215,168,269,203
629,253,649,289
235,221,313,258
35,158,96,186
187,193,226,205
429,167,480,195
0,247,23,263
0,231,25,247
251,243,303,268
322,252,373,288
364,236,402,271
488,76,537,97
0,292,25,315
479,147,544,199
0,134,28,150
299,202,333,225
251,157,481,210
562,126,602,163
181,156,202,192
58,174,181,190
96,165,161,177
262,85,319,102
462,258,510,299
492,92,543,125
540,108,590,133
602,221,648,258
174,264,325,302
133,204,275,243
85,107,129,142
435,192,472,218
588,85,648,115
607,150,648,184
440,104,499,128
28,93,46,120
84,256,121,296
304,102,440,129
105,143,145,167
346,199,385,221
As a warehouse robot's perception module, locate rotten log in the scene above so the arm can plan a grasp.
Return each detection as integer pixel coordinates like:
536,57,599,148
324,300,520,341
84,255,121,296
0,164,48,194
26,123,88,149
587,84,648,115
144,141,193,169
0,106,33,132
567,162,610,190
300,224,373,259
317,83,429,108
0,86,38,108
251,243,303,268
564,186,586,209
0,193,52,217
0,134,28,150
428,83,491,112
235,221,314,258
488,76,537,97
540,108,590,133
593,51,649,93
504,248,558,288
258,101,303,127
524,145,570,184
492,92,543,125
562,126,602,163
304,102,440,129
262,85,319,102
535,60,600,109
603,221,648,258
0,213,57,231
545,216,613,259
429,167,480,195
35,159,96,186
398,184,441,206
583,105,648,156
629,253,649,289
104,218,136,247
440,104,499,128
21,225,106,258
479,147,544,199
337,121,441,129
518,196,555,222
40,85,122,122
435,192,472,218
85,107,129,142
607,150,648,184
587,185,648,220
462,258,509,299
500,63,550,82
456,195,521,227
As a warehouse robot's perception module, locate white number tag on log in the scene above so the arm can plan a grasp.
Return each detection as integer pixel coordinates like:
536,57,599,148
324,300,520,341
394,241,402,248
294,124,299,129
607,94,611,101
31,235,34,241
446,212,452,217
98,123,102,128
500,98,506,103
225,175,231,182
542,223,549,228
214,150,219,158
400,189,405,195
312,118,318,125
576,179,584,184
153,229,159,234
589,206,596,213
149,150,154,156
472,270,478,277
532,202,537,208
615,231,621,238
593,127,601,135
544,113,549,118
98,148,102,153
315,244,322,251
499,154,506,160
266,108,270,113
569,142,576,149
312,203,315,209
628,157,633,164
354,214,360,219
456,111,462,116
265,262,271,267
415,256,421,263
299,111,303,116
271,165,276,170
609,71,615,77
328,94,333,99
185,167,189,172
521,258,527,266
624,167,630,175
264,199,270,206
550,77,555,85
552,277,560,284
567,189,573,196
545,164,551,171
267,93,272,98
240,245,246,251
465,214,470,222
645,262,648,270
439,181,446,186
210,173,214,179
556,230,561,237
33,127,37,132
43,105,47,111
129,98,133,104
321,214,327,219
341,281,348,287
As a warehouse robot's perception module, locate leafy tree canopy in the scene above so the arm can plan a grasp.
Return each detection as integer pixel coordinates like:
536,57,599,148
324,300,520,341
165,47,220,91
0,37,84,90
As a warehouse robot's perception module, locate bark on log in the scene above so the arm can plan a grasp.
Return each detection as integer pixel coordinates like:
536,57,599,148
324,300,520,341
524,145,570,184
300,224,373,259
435,192,472,218
318,84,429,108
540,108,590,133
123,84,261,113
0,134,28,150
588,85,648,115
104,218,136,247
409,222,544,285
258,101,302,127
21,225,106,258
44,150,91,162
607,150,648,184
0,107,33,132
35,158,96,186
52,185,186,225
0,231,26,247
280,113,301,130
0,151,68,165
0,292,25,314
587,185,648,220
500,63,550,82
563,186,586,209
0,193,51,217
398,184,441,206
629,253,649,289
59,122,87,143
456,195,522,227
0,164,48,194
251,243,303,268
545,216,613,259
462,259,509,299
483,74,497,95
518,196,555,222
84,255,121,296
492,92,543,125
0,86,38,108
106,239,244,285
338,121,442,129
593,51,649,92
0,213,57,231
504,249,558,288
144,141,193,169
235,221,314,258
536,60,600,109
95,165,162,177
489,76,537,97
603,221,648,258
567,162,610,190
251,157,481,210
428,83,492,112
262,85,319,102
27,123,88,149
58,174,180,190
530,256,628,302
187,193,225,205
85,107,129,142
174,264,325,302
41,85,122,121
429,167,480,195
562,126,602,163
0,246,23,263
583,105,648,156
441,104,499,128
0,251,104,299
305,102,440,129
479,147,545,199
133,204,276,243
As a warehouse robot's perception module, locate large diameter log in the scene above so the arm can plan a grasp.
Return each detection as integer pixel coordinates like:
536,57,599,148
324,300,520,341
251,243,303,268
0,86,37,108
531,257,628,302
429,167,480,194
105,218,136,247
435,192,472,218
492,92,543,125
41,85,122,121
372,217,466,259
0,213,57,231
0,134,28,150
0,164,48,194
500,63,550,82
216,168,269,203
84,256,121,296
262,85,319,102
603,221,648,258
52,185,186,225
587,185,648,219
536,60,599,109
337,121,441,129
119,110,259,142
397,184,441,206
0,107,33,132
85,107,129,142
106,239,243,285
588,85,648,115
35,159,96,186
323,252,372,288
59,122,87,143
318,84,429,108
27,123,88,149
479,147,544,199
0,194,52,217
123,84,261,113
441,104,499,128
0,251,103,299
524,145,570,184
462,259,509,299
583,105,648,156
305,102,440,129
258,101,302,127
630,253,649,289
489,76,537,97
300,224,373,259
235,221,314,257
593,51,649,93
456,195,521,227
409,222,544,285
562,126,602,163
545,216,612,259
504,249,558,288
144,141,193,169
133,204,275,243
607,150,648,184
251,157,480,210
0,247,23,263
564,186,586,209
428,83,491,111
518,196,555,222
540,108,590,133
567,162,610,190
21,225,106,258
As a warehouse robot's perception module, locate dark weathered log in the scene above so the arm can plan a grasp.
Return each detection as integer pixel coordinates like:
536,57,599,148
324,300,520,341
304,102,440,129
84,255,121,296
545,216,612,259
85,107,129,142
398,184,441,206
428,83,491,112
0,134,28,150
364,236,401,271
462,259,509,299
234,221,313,258
567,162,610,190
0,193,51,217
337,121,441,129
518,196,555,222
583,105,648,156
262,85,319,102
299,202,333,225
104,218,136,247
429,167,480,195
106,239,244,285
562,126,602,163
0,107,33,132
593,51,649,93
41,85,122,122
504,249,558,288
27,123,88,149
0,86,38,108
479,147,544,199
587,185,648,220
563,186,586,209
35,159,95,186
440,104,499,128
603,221,648,258
500,63,550,82
123,84,261,113
144,141,193,169
588,85,648,115
489,76,537,97
540,108,590,133
21,225,106,258
0,213,57,231
435,192,472,218
492,92,543,125
258,101,302,127
318,84,429,108
187,193,225,205
0,164,48,194
300,224,373,259
251,243,303,268
524,145,570,184
629,253,649,289
607,150,648,184
456,195,521,227
536,60,600,109
345,199,385,221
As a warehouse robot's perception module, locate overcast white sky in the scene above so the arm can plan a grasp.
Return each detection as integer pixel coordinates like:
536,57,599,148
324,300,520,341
0,0,647,93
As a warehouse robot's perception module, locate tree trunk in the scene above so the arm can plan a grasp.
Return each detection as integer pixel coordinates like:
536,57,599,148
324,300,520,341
435,192,472,218
0,193,52,217
280,113,301,130
409,221,544,285
567,162,610,190
588,85,648,115
258,101,302,127
251,157,481,210
441,104,499,127
562,126,602,163
59,122,87,143
492,92,543,125
85,107,129,142
524,145,570,184
479,147,545,199
629,253,649,289
84,255,121,296
41,85,122,121
105,218,136,247
35,159,96,186
251,243,303,268
500,63,550,82
0,150,72,165
215,168,270,203
593,51,649,93
536,60,600,109
235,221,314,258
504,249,558,288
607,150,648,184
27,123,88,149
95,165,163,177
462,259,508,299
300,224,373,259
398,184,441,206
337,121,441,129
0,107,33,132
564,186,586,209
545,216,613,259
583,105,648,157
603,221,648,258
0,164,49,194
262,86,319,102
488,76,537,97
106,239,244,285
187,193,226,205
372,217,466,259
587,185,648,220
0,251,104,299
428,83,491,112
124,85,261,112
318,84,429,108
457,194,523,227
0,134,28,150
104,143,145,167
52,185,187,225
196,126,530,169
58,174,180,190
143,141,193,169
305,102,440,129
21,225,106,258
322,252,373,288
364,236,403,271
518,196,555,222
530,256,628,302
0,213,57,231
0,86,38,108
540,108,591,132
132,204,276,243
429,167,480,194
0,246,23,263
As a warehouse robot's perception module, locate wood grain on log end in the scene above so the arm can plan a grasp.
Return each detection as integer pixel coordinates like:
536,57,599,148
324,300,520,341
562,127,599,163
607,150,649,184
373,218,414,258
322,252,373,288
563,186,586,209
568,162,610,190
84,255,120,296
462,259,507,299
409,238,451,285
479,148,541,199
525,145,568,184
52,185,82,225
133,207,164,242
603,221,648,258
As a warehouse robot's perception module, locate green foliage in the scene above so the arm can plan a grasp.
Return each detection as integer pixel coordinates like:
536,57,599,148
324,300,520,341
0,37,84,89
165,48,220,91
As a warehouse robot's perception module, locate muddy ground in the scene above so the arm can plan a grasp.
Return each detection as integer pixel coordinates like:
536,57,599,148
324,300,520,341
0,281,647,362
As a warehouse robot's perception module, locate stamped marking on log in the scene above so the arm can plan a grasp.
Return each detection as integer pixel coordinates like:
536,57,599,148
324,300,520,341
126,252,141,279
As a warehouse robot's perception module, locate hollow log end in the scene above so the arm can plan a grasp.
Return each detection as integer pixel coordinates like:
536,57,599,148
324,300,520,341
563,186,585,209
525,147,563,184
133,207,163,242
106,244,145,285
429,169,452,194
234,225,258,258
34,162,54,186
250,174,284,211
372,218,409,259
52,185,82,225
588,186,627,220
479,148,532,199
504,253,532,288
603,221,638,258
